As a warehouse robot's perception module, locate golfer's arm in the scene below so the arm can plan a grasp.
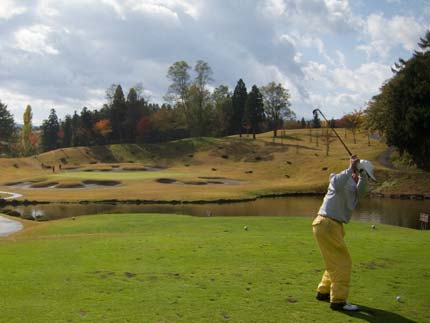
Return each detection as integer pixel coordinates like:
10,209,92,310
330,167,353,190
357,174,369,198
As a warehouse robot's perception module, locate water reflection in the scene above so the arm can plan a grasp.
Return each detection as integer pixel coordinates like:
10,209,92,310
4,197,430,229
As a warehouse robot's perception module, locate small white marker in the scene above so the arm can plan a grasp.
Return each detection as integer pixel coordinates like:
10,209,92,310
243,225,248,231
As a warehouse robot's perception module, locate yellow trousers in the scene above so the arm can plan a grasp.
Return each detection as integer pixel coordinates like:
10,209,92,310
312,215,351,303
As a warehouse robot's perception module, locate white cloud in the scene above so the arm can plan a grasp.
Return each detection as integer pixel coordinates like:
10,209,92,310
261,0,286,17
358,13,426,59
0,0,426,123
130,2,180,23
0,87,105,125
302,60,392,117
36,0,60,17
0,0,27,20
13,25,59,55
281,33,337,65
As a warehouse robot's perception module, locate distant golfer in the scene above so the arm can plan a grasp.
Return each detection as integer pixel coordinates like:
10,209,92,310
312,155,375,311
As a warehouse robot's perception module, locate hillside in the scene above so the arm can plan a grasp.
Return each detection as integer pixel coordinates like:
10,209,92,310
0,129,429,203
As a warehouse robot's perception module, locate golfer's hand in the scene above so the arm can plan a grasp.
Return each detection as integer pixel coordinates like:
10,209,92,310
350,155,359,171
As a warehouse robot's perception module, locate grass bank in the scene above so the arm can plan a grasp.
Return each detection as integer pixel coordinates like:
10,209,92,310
0,130,429,203
1,214,428,322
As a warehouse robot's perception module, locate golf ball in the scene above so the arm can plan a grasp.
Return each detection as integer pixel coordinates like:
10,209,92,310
371,224,376,229
244,225,248,231
396,296,401,302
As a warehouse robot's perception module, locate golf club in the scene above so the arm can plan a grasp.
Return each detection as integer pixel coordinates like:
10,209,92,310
312,108,353,157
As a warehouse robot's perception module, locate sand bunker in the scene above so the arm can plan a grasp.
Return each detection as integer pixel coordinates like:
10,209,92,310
5,180,121,190
155,177,243,186
82,180,120,186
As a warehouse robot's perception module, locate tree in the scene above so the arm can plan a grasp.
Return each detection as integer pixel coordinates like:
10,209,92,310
165,61,193,133
94,118,112,144
124,87,144,142
232,79,247,137
110,85,126,143
62,115,73,147
300,117,306,128
21,105,33,155
344,110,364,144
80,107,95,146
365,30,430,169
71,111,80,146
192,60,213,136
212,85,233,136
41,109,60,151
0,101,15,154
312,113,321,128
165,61,191,105
244,85,265,139
136,116,151,140
150,105,188,142
261,82,294,137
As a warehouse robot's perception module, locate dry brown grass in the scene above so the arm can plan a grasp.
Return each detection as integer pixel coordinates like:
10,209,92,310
0,129,428,202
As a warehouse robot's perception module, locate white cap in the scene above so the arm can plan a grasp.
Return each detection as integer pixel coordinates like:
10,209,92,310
357,160,376,181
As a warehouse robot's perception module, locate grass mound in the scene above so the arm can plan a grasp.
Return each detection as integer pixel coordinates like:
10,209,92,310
0,214,427,322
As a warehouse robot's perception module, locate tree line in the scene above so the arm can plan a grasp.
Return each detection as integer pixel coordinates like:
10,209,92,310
364,30,430,169
1,60,297,154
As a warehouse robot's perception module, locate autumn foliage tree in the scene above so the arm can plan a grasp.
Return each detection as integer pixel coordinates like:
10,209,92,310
343,109,364,144
94,118,112,143
21,105,33,155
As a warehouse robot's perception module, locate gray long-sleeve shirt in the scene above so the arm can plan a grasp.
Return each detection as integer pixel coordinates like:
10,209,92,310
317,167,369,223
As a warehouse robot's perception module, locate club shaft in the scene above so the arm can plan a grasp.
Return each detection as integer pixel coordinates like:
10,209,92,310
314,109,353,157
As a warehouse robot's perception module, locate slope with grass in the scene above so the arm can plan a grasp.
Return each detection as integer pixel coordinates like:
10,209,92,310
0,129,429,203
1,213,428,322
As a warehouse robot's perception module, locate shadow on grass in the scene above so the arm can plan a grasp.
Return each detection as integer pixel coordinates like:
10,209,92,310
340,305,417,323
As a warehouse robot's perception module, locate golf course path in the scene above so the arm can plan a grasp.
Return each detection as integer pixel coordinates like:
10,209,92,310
0,216,23,237
0,191,24,200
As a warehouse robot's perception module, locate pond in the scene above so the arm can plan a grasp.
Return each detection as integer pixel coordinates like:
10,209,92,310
4,196,430,229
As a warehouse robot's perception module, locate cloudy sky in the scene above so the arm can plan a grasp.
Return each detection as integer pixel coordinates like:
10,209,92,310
0,0,429,125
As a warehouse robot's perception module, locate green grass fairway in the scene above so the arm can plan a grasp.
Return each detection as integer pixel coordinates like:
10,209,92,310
1,214,428,322
54,170,185,181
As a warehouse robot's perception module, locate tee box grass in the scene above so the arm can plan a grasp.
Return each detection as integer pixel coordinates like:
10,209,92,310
1,214,428,322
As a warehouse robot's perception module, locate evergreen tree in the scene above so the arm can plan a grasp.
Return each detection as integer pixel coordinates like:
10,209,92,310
312,113,321,128
0,101,15,152
232,79,247,137
110,85,126,143
22,105,33,155
41,109,60,151
80,107,94,146
244,85,265,139
62,115,72,147
300,117,306,128
71,111,80,146
124,87,141,142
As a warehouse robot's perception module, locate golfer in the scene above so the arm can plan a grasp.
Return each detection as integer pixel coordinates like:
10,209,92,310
312,155,375,311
